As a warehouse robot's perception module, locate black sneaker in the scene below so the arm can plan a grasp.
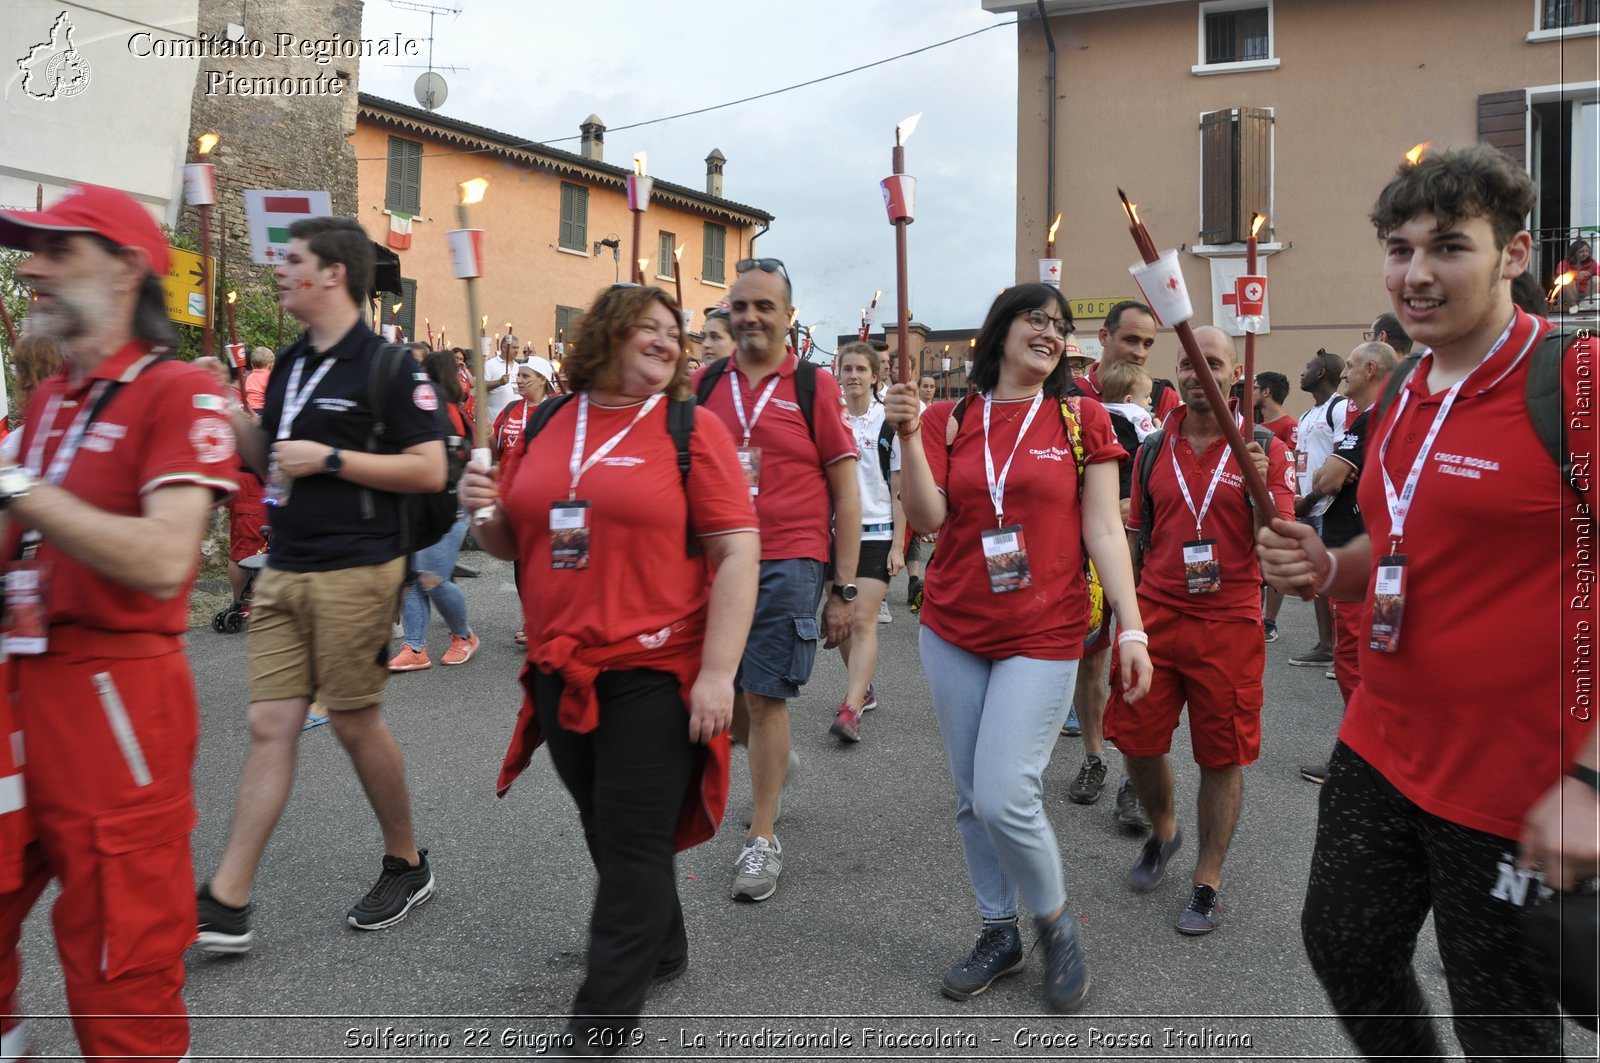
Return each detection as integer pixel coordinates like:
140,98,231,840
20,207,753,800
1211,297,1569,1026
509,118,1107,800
1113,777,1151,833
940,921,1024,1000
907,576,923,608
1126,829,1183,892
1176,883,1224,935
196,884,253,954
1263,619,1279,643
347,849,435,930
1033,909,1091,1012
1299,762,1329,784
1066,756,1107,804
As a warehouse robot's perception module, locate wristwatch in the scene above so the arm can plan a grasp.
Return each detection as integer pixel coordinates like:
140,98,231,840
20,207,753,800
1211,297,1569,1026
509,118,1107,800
831,582,858,603
0,466,39,509
323,448,344,476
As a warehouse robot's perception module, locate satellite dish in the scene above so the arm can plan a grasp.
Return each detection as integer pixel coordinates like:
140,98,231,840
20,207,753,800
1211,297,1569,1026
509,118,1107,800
414,71,448,111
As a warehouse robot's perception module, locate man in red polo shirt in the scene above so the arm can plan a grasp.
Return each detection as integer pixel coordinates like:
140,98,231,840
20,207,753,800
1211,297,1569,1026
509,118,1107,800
0,184,239,1061
1071,301,1181,423
694,258,859,903
1259,144,1597,1056
1106,325,1294,935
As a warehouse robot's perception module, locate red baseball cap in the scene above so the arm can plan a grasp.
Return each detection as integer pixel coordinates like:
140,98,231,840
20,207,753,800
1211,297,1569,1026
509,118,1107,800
0,183,169,275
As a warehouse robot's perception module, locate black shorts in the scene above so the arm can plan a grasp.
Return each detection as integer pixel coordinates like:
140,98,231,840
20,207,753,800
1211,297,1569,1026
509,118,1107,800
857,539,892,583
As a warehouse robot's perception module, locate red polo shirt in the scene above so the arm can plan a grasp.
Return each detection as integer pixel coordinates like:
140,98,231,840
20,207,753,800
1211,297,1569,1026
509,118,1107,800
1340,309,1595,839
1261,414,1298,448
694,353,856,563
1077,363,1182,422
1128,406,1295,622
3,342,239,636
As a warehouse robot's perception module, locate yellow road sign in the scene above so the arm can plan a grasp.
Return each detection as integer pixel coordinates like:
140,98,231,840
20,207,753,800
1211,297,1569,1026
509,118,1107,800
164,246,214,327
1069,297,1137,324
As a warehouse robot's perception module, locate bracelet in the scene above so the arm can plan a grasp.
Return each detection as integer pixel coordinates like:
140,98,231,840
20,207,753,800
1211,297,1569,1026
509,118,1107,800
896,424,921,439
1314,552,1340,594
1571,762,1600,794
1117,630,1148,646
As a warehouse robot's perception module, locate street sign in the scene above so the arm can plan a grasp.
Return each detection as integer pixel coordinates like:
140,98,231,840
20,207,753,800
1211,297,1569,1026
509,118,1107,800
243,189,332,265
164,246,214,327
1069,297,1137,324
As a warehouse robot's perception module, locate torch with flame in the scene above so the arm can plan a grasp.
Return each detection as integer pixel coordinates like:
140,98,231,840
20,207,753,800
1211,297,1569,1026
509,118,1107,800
450,179,493,483
1405,142,1431,166
1046,213,1062,258
627,153,654,283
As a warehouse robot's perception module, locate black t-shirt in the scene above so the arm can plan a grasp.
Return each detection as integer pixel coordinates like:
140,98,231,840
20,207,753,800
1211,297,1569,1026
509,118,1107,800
259,321,447,571
1320,408,1368,548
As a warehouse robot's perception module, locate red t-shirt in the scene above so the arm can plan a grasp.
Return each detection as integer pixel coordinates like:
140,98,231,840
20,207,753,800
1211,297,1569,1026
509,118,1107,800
1127,406,1295,622
3,343,239,636
919,394,1124,660
693,354,857,563
1340,309,1595,839
1076,363,1183,423
1262,414,1298,449
493,398,535,486
501,397,756,649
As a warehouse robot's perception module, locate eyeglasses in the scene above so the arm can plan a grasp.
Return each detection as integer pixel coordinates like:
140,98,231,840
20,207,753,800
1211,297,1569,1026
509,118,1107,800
1014,308,1071,340
735,257,790,283
632,319,682,345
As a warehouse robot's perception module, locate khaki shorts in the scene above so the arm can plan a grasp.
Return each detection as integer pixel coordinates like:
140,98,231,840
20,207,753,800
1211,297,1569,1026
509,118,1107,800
246,557,406,711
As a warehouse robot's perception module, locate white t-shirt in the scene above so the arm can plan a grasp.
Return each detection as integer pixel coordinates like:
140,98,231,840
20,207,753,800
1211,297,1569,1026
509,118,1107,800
1297,394,1350,516
483,356,517,422
848,403,900,539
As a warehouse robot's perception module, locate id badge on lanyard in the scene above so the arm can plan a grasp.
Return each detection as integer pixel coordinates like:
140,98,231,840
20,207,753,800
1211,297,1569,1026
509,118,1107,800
1368,555,1407,653
2,562,52,655
1183,539,1221,594
735,446,762,497
981,524,1033,593
550,501,592,570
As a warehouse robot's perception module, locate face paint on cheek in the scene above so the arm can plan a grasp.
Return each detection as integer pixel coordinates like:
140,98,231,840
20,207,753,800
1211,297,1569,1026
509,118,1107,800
297,280,315,289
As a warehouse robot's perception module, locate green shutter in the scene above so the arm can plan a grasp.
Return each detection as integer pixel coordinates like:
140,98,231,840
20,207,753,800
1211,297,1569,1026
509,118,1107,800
559,184,588,251
703,222,725,284
386,137,422,214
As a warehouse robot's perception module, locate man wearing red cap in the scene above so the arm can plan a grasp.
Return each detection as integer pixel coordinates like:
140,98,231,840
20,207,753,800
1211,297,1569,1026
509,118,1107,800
0,184,239,1061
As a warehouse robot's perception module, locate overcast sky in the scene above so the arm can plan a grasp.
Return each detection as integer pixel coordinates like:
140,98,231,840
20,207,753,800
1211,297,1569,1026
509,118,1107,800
358,0,1020,348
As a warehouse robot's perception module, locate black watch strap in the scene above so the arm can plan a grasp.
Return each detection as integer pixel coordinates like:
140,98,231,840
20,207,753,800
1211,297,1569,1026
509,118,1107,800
1571,762,1600,793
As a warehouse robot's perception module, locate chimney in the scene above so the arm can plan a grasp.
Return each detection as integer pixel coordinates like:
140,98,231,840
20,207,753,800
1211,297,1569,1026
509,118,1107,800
705,148,725,198
580,115,605,162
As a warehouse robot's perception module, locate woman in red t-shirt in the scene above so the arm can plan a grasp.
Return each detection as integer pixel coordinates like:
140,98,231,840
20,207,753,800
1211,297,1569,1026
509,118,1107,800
460,285,758,1051
492,357,555,644
886,283,1152,1013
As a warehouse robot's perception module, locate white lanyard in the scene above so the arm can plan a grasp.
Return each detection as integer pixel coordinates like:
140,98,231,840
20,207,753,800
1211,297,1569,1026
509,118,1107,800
981,391,1044,527
567,392,662,499
1376,321,1529,544
729,370,781,447
1167,430,1232,537
275,355,336,442
25,383,110,487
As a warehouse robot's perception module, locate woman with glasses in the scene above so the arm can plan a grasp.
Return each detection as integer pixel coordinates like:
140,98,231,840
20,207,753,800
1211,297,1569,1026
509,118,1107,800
700,307,735,364
885,283,1151,1013
459,284,758,1055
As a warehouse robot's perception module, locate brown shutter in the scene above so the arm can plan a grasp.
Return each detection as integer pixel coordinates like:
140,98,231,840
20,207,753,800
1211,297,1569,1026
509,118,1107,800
1200,110,1234,244
1239,107,1273,239
1477,91,1526,166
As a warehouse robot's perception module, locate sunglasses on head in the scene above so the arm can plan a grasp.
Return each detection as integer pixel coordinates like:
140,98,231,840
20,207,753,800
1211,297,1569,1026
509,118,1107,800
735,257,790,283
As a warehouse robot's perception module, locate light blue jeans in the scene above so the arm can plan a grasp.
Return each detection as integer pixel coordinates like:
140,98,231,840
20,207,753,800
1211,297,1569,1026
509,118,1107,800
401,510,472,649
920,626,1079,922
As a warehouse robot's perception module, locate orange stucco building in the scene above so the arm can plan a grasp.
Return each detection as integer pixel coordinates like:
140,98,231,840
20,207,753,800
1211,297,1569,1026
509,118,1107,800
352,94,773,352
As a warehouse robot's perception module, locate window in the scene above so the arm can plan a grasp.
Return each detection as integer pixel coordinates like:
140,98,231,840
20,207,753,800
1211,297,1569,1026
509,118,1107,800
1541,0,1599,29
377,278,417,341
556,305,584,346
1195,1,1276,73
1199,107,1273,245
657,231,677,280
559,183,588,252
385,137,422,215
702,222,727,284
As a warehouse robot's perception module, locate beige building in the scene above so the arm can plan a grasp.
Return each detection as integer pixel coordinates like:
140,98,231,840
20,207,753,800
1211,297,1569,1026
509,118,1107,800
984,0,1600,397
353,95,772,352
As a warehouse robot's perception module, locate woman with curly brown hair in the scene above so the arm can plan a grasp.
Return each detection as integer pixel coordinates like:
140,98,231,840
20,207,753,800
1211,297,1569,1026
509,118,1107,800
460,284,758,1056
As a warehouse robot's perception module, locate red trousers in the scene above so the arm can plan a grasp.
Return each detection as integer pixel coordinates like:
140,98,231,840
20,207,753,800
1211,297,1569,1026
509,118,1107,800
0,635,197,1062
1330,597,1363,707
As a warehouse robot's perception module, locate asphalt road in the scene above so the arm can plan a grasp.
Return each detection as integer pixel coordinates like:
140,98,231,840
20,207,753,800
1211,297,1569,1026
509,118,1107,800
14,556,1585,1061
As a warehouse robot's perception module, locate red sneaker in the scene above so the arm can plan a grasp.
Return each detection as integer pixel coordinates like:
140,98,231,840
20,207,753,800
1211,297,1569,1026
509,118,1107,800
441,633,480,666
388,646,431,672
829,702,862,743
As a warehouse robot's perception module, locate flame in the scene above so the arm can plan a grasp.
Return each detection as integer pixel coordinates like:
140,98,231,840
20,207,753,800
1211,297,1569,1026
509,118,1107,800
1550,271,1577,300
227,290,237,305
505,321,513,331
673,243,684,262
197,133,219,155
1405,142,1430,166
896,112,923,146
481,315,488,330
393,301,403,313
969,337,976,348
1046,213,1062,244
639,257,650,275
459,178,488,205
1250,213,1266,238
633,152,647,176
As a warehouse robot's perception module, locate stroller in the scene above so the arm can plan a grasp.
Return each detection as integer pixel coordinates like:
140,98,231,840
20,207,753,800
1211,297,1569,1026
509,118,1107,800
212,526,269,634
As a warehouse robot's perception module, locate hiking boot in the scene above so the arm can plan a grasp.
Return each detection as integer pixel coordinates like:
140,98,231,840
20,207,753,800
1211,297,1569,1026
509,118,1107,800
1034,909,1091,1012
1126,829,1183,893
347,849,435,930
1113,777,1151,833
1289,646,1334,667
196,884,253,954
940,920,1024,1001
731,836,782,902
1263,619,1279,643
829,702,862,743
1060,707,1081,738
440,633,480,666
877,599,892,624
861,682,879,713
1176,883,1224,935
1067,756,1107,804
906,576,923,608
387,645,430,671
1299,762,1329,784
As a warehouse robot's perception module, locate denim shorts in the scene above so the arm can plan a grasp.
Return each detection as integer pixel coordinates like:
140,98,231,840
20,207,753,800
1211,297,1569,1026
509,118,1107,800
737,557,826,701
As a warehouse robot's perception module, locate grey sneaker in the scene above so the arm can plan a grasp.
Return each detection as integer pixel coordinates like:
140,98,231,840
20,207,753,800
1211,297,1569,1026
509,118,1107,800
731,836,783,902
940,921,1024,1000
877,599,892,624
1289,647,1334,667
1127,830,1183,893
1113,777,1151,833
1175,883,1224,935
1067,756,1107,804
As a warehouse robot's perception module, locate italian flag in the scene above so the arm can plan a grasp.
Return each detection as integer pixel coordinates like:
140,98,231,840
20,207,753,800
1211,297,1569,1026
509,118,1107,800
388,211,413,250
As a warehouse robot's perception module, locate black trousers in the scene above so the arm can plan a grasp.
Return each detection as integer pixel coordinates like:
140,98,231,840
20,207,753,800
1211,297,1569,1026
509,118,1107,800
533,668,695,1044
1303,742,1564,1062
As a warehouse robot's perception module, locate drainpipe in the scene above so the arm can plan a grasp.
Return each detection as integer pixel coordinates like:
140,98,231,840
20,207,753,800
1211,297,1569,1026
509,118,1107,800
1036,0,1056,247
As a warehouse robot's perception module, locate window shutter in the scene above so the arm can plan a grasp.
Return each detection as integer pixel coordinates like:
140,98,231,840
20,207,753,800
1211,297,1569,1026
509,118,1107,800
703,222,726,284
398,278,416,339
402,142,421,214
386,138,405,212
1477,91,1525,166
1239,107,1273,239
559,184,588,251
1199,110,1235,244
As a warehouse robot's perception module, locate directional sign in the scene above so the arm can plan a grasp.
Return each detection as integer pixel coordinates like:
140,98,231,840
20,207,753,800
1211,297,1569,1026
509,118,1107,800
243,189,332,265
163,246,214,327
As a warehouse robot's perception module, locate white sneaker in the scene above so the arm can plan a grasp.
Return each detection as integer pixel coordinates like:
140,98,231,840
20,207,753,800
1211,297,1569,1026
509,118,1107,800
877,599,892,624
731,836,783,902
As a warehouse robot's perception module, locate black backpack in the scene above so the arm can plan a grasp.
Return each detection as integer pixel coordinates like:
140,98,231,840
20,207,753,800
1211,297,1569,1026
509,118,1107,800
1134,422,1278,562
368,343,469,552
693,356,819,442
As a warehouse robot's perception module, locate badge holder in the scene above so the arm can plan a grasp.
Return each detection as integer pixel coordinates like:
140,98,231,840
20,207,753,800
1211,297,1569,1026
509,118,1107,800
550,500,592,570
736,445,762,497
1183,538,1221,594
1368,554,1407,653
981,524,1033,594
3,549,51,656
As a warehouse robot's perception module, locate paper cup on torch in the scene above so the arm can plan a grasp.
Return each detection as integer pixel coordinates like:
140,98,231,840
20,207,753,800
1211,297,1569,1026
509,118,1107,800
680,309,693,332
1235,274,1267,333
447,229,484,279
1039,259,1063,289
226,342,247,371
1128,249,1193,326
183,163,216,207
880,175,916,223
626,175,654,211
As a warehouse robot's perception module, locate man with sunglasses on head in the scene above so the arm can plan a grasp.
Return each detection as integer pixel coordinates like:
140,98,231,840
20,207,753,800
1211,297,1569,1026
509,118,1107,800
694,258,860,903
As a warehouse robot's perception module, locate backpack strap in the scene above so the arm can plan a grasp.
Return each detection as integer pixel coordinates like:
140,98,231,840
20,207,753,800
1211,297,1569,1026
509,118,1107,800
1324,395,1349,432
793,357,818,442
1057,397,1088,497
1526,328,1573,489
519,392,577,455
876,414,896,483
666,397,700,557
693,357,730,406
1136,428,1164,561
1370,353,1421,429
